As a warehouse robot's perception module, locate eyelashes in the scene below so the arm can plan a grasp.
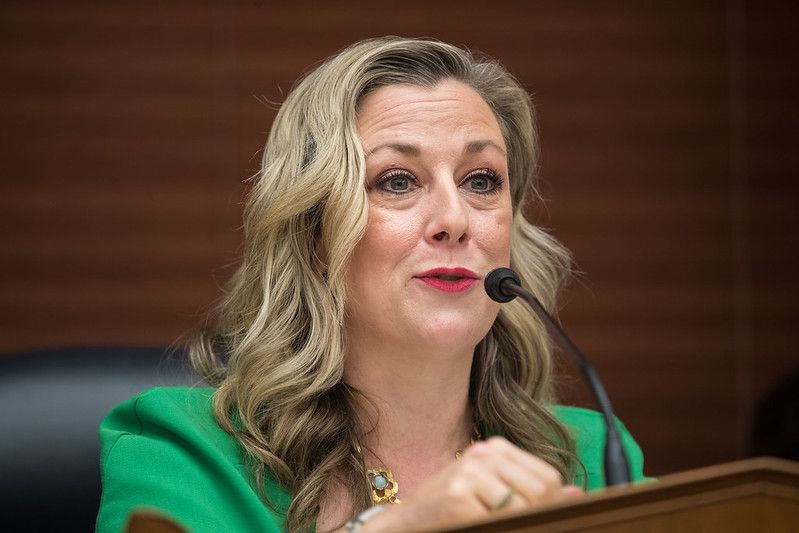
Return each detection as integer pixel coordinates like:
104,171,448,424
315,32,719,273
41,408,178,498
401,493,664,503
373,168,504,196
462,168,504,195
377,169,416,195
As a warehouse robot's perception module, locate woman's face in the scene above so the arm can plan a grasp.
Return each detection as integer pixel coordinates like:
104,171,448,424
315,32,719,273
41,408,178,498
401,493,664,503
345,79,513,354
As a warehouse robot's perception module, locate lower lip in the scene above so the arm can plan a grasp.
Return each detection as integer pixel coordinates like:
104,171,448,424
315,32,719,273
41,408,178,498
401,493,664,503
416,277,479,293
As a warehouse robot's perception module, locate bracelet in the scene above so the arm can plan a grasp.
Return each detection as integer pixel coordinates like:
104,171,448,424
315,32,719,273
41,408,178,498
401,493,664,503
345,505,385,532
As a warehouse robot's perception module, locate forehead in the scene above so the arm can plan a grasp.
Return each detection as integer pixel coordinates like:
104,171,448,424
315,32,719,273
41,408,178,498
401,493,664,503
356,79,506,151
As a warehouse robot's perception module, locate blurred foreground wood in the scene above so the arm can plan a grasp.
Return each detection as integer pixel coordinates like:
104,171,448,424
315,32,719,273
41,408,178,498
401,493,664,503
422,457,799,532
126,510,187,533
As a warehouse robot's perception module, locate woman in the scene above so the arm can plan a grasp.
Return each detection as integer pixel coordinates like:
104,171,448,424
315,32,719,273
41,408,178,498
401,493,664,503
97,37,646,532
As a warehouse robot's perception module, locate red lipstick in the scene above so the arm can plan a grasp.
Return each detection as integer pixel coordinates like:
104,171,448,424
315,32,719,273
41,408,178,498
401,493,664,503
414,267,480,293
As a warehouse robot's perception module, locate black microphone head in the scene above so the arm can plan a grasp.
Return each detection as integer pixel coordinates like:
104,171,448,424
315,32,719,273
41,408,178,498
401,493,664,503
484,267,521,303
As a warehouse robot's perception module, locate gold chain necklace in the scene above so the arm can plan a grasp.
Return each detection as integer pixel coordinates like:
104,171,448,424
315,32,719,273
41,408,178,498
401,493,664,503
357,425,481,505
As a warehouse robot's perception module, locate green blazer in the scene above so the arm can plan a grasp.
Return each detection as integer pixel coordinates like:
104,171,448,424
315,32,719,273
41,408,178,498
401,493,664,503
96,387,647,532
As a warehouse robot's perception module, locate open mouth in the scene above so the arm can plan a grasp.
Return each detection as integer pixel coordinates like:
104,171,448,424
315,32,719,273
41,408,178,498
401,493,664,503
415,268,480,293
434,274,463,281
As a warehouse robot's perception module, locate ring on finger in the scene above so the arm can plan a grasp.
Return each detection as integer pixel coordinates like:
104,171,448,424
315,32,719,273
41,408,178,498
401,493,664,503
493,489,514,510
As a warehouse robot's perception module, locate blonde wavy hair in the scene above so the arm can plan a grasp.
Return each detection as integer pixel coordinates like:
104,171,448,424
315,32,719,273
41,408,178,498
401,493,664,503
190,36,576,532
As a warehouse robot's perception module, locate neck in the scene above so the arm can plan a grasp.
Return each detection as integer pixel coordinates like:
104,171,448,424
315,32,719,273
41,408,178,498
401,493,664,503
343,333,476,472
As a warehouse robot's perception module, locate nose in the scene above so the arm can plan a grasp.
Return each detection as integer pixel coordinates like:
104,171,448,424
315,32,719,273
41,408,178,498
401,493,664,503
426,181,469,245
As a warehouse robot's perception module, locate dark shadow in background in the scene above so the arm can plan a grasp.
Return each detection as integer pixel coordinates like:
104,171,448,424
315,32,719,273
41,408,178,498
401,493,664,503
0,347,198,532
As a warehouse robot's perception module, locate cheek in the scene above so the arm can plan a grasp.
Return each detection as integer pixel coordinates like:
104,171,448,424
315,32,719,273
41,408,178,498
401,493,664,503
477,209,513,262
351,207,419,273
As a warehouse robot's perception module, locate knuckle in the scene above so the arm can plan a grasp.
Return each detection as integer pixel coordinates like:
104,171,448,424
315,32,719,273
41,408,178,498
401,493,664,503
464,440,490,459
527,456,562,485
527,480,547,498
541,466,562,486
443,478,471,501
456,458,480,478
485,435,508,447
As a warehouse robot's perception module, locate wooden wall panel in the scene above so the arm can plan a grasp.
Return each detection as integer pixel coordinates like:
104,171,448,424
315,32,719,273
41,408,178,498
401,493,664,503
747,1,799,446
1,1,796,477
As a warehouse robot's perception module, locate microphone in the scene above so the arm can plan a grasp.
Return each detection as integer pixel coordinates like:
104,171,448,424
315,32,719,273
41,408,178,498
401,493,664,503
485,268,631,486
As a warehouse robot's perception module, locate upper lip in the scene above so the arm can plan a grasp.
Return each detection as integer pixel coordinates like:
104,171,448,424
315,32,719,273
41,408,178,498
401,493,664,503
415,267,480,279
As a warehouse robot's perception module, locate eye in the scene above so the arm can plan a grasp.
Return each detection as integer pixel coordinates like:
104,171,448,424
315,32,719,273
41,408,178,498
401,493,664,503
377,169,417,194
388,176,410,192
463,168,503,194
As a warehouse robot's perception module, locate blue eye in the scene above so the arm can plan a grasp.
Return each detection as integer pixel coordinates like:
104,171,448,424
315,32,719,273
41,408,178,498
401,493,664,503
469,175,492,192
377,170,417,194
388,176,410,192
464,169,503,194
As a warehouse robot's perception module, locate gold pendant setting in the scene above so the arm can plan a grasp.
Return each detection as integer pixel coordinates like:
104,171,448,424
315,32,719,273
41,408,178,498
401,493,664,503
367,467,400,504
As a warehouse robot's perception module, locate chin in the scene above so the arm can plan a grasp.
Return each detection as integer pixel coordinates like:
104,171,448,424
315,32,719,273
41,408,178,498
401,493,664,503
416,315,494,351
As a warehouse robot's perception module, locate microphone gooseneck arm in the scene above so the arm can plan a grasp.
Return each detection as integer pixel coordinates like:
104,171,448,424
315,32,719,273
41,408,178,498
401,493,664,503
485,268,631,486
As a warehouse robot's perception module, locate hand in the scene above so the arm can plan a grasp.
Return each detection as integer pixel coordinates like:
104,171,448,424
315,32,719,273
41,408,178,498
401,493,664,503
361,436,584,531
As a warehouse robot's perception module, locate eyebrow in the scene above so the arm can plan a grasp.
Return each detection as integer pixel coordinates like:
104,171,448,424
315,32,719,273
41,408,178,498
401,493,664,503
367,143,420,157
366,139,506,157
464,139,506,156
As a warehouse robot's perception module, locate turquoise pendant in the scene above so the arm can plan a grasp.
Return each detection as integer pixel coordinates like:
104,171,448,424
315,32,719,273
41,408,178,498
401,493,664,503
367,467,400,504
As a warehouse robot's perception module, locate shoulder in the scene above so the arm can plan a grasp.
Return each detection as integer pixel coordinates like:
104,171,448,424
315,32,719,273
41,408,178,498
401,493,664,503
101,386,214,427
103,385,214,419
97,387,288,533
550,405,649,490
99,387,236,462
100,386,217,431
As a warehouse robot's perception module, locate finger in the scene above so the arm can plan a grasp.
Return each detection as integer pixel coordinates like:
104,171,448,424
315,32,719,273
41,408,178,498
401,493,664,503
472,437,562,485
434,477,498,522
450,449,527,513
498,466,560,507
561,485,584,499
470,474,528,513
466,438,566,506
492,438,564,494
